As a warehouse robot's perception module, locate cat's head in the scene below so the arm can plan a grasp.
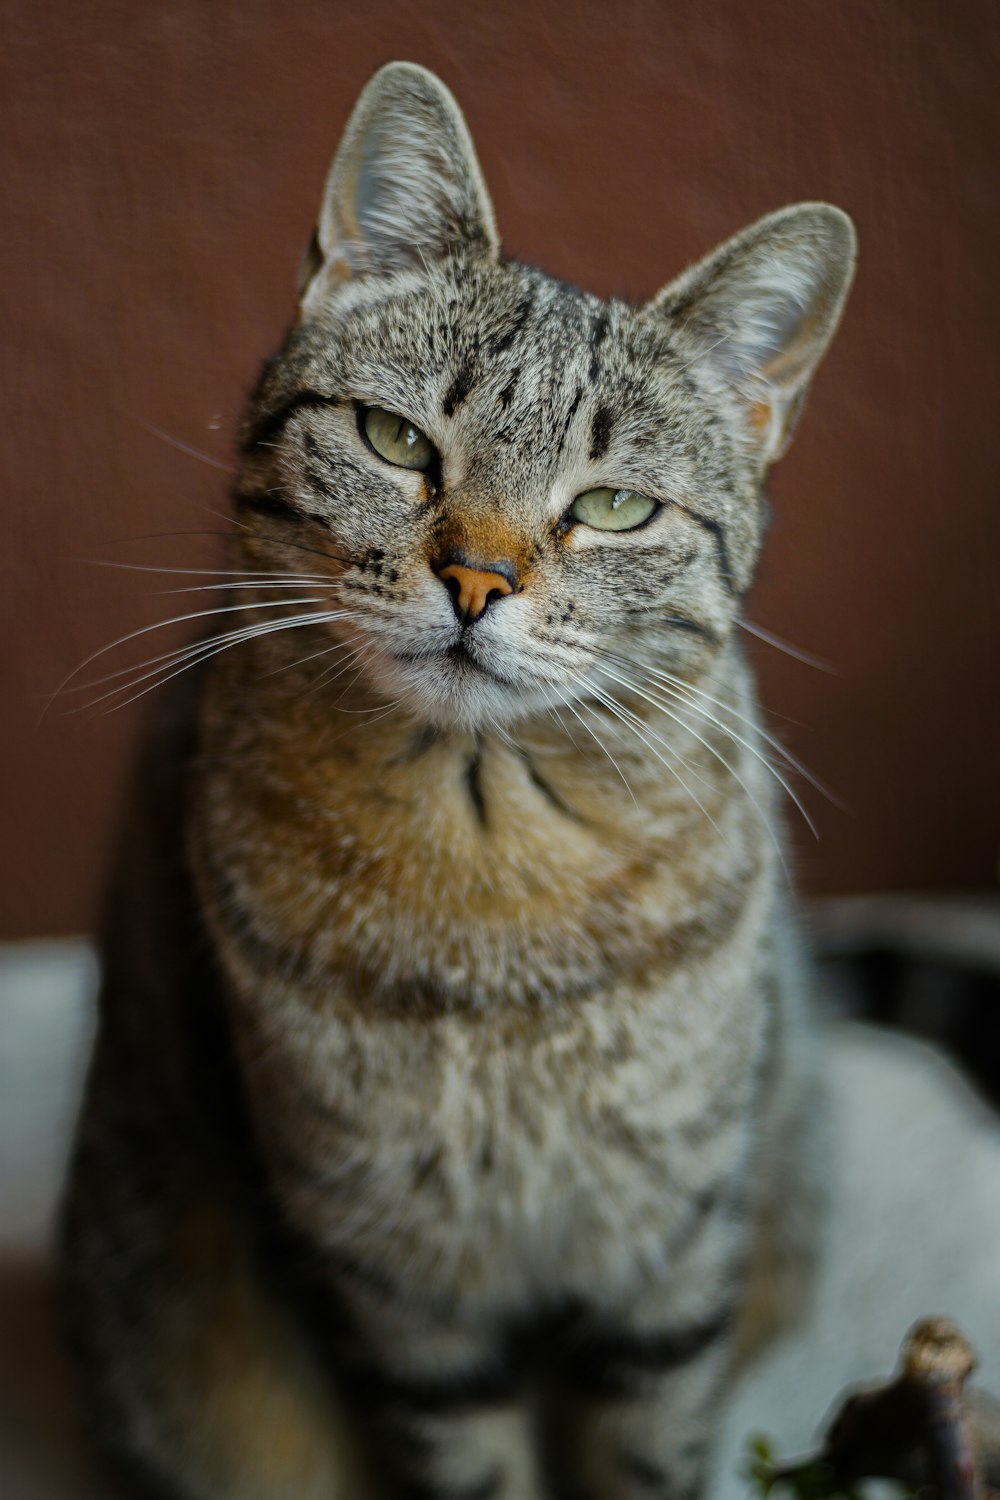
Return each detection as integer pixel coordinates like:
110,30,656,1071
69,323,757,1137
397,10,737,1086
237,63,855,733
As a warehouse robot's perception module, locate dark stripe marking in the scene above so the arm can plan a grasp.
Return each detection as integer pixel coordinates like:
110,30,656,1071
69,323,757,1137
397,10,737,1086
661,613,721,647
666,1183,725,1260
568,1305,733,1395
589,309,610,382
234,488,329,530
489,293,534,355
304,468,334,499
589,403,614,461
553,383,584,458
671,502,736,594
465,754,487,826
350,1363,516,1414
443,360,476,417
389,725,441,765
244,390,342,452
518,748,582,823
497,367,521,409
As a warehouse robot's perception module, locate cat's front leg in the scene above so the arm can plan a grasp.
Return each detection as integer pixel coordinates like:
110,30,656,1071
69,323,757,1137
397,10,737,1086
336,1276,546,1500
555,1208,743,1500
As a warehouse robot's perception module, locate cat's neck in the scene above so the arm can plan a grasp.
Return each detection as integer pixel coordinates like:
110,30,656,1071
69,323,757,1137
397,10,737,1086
189,636,775,1012
196,629,766,844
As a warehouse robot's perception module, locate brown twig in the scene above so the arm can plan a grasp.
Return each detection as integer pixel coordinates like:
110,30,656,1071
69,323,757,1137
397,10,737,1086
765,1318,1000,1499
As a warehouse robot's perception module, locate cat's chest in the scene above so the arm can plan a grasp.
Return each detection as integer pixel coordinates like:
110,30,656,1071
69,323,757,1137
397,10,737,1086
245,951,766,1306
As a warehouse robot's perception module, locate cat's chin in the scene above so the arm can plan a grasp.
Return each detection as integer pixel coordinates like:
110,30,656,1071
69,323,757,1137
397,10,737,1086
362,644,568,733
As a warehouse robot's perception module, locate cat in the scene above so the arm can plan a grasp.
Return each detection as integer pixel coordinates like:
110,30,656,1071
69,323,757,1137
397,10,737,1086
60,60,856,1500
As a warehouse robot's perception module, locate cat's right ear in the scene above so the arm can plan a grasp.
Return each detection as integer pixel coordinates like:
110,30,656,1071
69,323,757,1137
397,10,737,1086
299,62,499,307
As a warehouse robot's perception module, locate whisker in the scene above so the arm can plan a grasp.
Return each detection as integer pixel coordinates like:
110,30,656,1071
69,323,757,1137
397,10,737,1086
68,609,341,708
585,680,726,842
75,610,355,716
259,632,360,683
158,579,337,595
64,606,352,702
541,702,587,764
559,696,638,806
343,697,404,726
220,507,352,569
738,618,835,673
48,597,330,706
85,559,331,583
589,667,787,875
657,673,841,813
305,642,370,697
90,524,351,571
602,650,840,814
602,660,818,841
131,415,233,473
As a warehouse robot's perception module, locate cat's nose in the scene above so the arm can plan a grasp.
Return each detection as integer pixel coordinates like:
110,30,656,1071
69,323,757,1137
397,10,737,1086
435,560,516,624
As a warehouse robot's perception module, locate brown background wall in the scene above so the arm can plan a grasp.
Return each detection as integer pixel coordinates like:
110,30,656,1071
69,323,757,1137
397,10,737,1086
3,0,999,938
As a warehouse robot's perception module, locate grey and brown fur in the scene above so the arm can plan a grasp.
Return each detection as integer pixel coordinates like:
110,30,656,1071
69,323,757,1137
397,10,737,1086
60,62,856,1500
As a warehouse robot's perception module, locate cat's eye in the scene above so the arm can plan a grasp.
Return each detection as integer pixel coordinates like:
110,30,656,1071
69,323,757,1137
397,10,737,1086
362,407,435,471
569,487,659,532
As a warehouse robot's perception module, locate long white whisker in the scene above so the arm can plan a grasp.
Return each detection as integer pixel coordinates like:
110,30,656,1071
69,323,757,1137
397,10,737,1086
76,610,354,716
85,560,331,582
609,663,818,841
590,667,788,875
50,599,330,701
584,680,726,842
603,650,835,820
627,657,803,764
646,667,841,814
131,415,233,473
158,579,338,595
305,642,370,697
216,507,351,567
738,618,835,673
259,632,360,684
70,607,356,701
560,696,638,806
70,610,340,710
543,703,588,764
341,697,404,726
85,528,345,573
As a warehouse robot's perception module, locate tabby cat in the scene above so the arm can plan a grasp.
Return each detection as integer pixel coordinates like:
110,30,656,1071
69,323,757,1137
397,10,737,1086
61,61,856,1500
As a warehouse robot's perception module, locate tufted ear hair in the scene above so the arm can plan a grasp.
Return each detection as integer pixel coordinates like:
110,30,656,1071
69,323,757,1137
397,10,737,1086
300,61,499,305
652,204,857,466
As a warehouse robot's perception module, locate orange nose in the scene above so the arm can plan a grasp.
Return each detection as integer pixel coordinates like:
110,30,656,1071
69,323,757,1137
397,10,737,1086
436,563,514,623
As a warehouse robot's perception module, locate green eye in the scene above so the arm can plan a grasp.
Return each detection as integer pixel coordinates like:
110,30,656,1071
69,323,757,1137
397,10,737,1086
363,407,435,471
569,487,658,532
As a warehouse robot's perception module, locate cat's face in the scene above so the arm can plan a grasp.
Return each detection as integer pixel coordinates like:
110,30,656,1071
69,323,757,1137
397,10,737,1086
236,64,855,733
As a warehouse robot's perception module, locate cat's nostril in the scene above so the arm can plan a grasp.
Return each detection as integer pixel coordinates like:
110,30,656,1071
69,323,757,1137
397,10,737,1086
435,561,516,625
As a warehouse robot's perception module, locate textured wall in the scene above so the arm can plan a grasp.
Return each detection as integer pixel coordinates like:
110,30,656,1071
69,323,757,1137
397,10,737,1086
4,0,999,936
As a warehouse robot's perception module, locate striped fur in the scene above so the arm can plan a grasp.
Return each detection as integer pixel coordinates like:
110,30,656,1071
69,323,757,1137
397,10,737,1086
61,62,855,1500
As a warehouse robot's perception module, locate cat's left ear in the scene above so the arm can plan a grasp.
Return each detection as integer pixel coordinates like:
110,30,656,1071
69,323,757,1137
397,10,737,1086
651,204,857,465
300,61,499,305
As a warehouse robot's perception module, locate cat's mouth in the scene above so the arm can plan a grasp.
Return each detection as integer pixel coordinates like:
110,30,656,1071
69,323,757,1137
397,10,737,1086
395,641,510,686
362,633,573,731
